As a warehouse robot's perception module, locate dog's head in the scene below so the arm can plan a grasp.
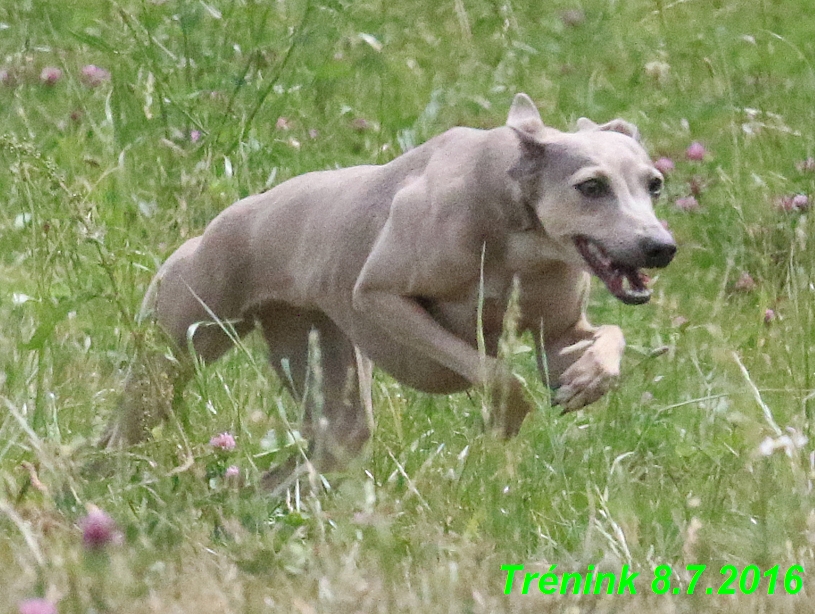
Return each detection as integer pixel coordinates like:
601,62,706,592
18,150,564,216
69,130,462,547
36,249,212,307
506,93,676,305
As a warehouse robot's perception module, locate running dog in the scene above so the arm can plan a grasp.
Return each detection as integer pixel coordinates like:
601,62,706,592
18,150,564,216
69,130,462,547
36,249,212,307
104,93,675,475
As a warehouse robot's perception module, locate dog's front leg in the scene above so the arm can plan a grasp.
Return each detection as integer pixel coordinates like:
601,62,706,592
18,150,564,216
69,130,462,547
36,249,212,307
540,317,625,412
353,244,532,435
353,286,529,427
354,289,485,381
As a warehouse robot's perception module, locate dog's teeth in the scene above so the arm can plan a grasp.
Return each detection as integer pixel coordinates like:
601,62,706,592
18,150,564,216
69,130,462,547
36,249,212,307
626,286,651,298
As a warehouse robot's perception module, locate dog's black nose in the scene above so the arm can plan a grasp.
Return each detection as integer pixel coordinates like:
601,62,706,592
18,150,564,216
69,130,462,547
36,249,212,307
640,237,677,268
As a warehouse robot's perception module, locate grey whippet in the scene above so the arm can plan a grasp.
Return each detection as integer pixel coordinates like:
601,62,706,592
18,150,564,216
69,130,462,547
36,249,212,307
104,93,676,477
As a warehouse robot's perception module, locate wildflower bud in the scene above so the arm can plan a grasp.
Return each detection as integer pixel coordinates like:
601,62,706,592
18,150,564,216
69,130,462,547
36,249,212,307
210,432,236,451
39,67,62,86
80,64,111,87
653,157,674,175
80,507,122,550
225,465,240,478
792,194,809,211
18,599,58,614
775,194,809,212
224,465,242,487
686,141,706,161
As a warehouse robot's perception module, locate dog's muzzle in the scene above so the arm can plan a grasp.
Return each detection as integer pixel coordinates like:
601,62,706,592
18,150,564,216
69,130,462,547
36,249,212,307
574,235,676,305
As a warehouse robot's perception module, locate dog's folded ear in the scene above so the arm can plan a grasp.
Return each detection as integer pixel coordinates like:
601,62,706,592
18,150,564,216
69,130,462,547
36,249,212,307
507,96,547,228
507,93,545,136
577,117,641,142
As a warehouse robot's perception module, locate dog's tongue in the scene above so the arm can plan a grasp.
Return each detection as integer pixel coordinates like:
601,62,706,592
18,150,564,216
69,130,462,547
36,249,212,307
607,271,625,296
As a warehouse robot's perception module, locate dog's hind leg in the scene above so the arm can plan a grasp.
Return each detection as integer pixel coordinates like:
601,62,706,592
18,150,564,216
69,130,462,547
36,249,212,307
103,236,254,447
256,307,371,489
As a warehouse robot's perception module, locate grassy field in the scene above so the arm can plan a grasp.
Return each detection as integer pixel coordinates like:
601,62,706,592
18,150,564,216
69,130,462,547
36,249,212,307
2,0,815,611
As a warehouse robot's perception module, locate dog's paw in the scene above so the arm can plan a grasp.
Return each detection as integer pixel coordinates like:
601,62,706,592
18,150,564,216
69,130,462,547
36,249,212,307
554,356,618,411
553,326,624,411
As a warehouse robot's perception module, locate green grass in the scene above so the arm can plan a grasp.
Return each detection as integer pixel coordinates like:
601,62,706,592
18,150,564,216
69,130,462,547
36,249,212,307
2,0,815,611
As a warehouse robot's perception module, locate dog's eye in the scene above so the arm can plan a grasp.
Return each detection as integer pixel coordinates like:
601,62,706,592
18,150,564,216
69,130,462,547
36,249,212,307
575,178,610,198
648,177,663,198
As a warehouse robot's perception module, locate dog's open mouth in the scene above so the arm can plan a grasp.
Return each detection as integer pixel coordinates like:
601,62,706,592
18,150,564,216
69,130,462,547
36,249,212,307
574,236,651,305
